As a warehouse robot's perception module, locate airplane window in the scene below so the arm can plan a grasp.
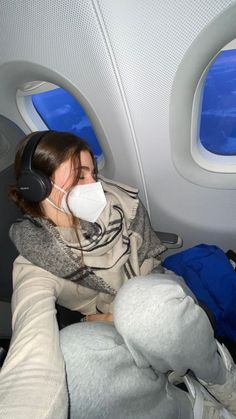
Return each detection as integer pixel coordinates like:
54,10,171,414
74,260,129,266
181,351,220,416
31,87,103,162
200,49,236,156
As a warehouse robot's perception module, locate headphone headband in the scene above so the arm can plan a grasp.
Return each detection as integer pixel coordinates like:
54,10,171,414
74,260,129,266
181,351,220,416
20,131,48,171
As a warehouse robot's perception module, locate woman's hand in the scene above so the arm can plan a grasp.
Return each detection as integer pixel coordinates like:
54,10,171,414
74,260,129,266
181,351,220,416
85,313,113,322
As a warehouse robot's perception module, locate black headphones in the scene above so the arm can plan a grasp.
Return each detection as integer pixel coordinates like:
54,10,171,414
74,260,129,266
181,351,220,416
17,131,53,202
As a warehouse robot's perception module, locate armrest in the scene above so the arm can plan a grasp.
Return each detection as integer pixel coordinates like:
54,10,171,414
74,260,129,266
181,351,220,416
156,231,183,249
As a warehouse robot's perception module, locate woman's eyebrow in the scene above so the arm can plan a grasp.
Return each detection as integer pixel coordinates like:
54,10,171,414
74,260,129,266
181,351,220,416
80,165,94,171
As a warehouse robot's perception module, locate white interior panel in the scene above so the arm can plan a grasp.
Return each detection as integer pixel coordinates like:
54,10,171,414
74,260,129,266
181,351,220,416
0,0,236,252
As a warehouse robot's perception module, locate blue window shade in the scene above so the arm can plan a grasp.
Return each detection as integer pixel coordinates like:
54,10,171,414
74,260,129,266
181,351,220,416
200,49,236,156
32,88,103,159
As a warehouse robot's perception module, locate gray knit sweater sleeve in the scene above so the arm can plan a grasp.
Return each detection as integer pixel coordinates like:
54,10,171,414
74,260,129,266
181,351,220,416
129,199,167,269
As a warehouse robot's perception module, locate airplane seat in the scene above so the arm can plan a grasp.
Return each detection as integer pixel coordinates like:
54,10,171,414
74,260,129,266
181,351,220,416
0,168,21,301
0,116,24,304
0,116,25,362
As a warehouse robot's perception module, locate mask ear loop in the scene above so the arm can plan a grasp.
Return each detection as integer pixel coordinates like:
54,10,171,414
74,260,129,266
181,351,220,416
51,181,67,193
45,198,66,213
45,182,67,213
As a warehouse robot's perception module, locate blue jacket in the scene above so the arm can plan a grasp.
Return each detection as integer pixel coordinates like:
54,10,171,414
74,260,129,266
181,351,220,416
163,244,236,341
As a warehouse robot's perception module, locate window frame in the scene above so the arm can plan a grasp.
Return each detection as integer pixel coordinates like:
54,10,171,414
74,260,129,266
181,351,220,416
16,81,105,169
170,3,236,189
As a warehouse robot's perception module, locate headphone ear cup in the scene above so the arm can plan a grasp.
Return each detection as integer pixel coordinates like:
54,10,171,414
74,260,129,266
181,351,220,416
18,170,52,202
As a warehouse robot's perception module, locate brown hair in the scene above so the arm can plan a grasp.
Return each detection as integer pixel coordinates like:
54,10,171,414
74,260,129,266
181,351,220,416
9,130,97,220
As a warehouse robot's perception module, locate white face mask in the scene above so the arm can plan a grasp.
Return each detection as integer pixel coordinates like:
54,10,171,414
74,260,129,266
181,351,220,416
48,181,107,223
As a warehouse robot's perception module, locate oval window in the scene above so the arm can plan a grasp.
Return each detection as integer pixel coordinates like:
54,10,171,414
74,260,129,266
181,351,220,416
200,48,236,156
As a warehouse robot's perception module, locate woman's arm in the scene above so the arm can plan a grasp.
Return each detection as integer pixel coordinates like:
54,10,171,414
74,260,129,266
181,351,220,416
0,255,68,419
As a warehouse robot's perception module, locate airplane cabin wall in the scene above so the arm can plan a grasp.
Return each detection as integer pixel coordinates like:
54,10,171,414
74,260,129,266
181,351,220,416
0,0,236,254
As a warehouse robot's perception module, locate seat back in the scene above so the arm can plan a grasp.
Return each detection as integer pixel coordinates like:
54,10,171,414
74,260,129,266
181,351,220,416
0,116,25,302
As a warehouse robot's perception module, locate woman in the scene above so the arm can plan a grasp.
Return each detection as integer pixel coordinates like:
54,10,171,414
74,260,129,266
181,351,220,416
0,130,236,419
